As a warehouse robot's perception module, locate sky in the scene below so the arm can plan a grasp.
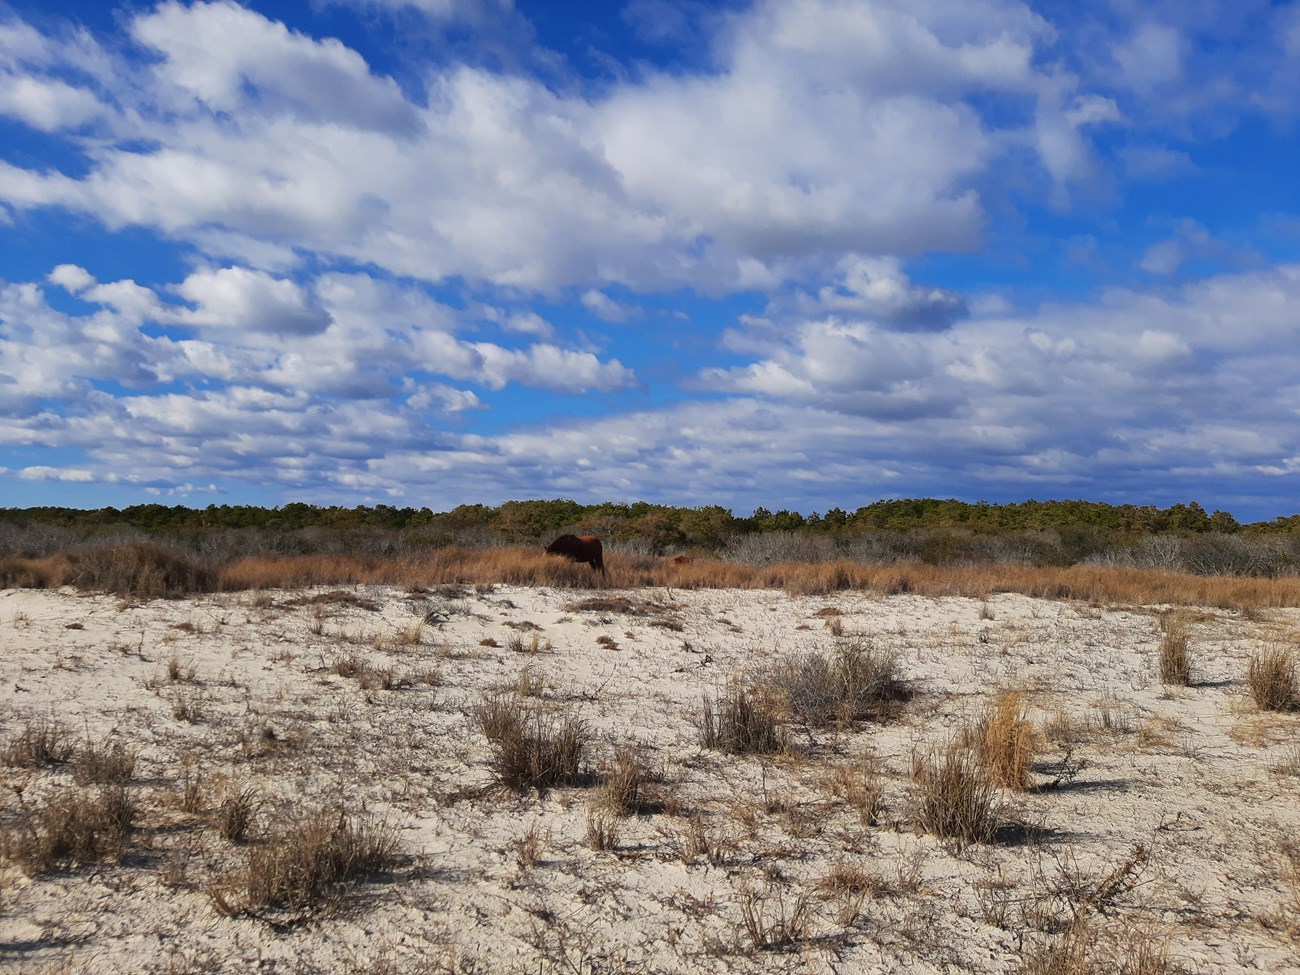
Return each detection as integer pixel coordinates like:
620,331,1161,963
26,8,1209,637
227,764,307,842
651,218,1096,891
1,0,1299,521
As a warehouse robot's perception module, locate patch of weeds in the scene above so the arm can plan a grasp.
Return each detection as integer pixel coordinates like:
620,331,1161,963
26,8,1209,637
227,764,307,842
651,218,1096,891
697,685,786,755
71,738,137,785
974,691,1036,790
774,640,908,727
217,785,260,844
1158,612,1192,686
2,785,137,874
170,686,208,723
1270,745,1300,777
404,664,443,687
1248,645,1298,711
475,695,591,793
596,744,662,815
585,809,620,851
212,806,399,920
2,717,75,768
822,752,886,825
911,740,999,847
1093,692,1138,735
677,814,734,866
738,883,814,952
284,590,381,612
1018,915,1188,975
513,820,544,869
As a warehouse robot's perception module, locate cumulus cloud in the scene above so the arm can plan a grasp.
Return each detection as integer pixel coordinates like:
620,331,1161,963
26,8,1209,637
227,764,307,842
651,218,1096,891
806,256,967,331
0,0,1120,293
173,267,332,337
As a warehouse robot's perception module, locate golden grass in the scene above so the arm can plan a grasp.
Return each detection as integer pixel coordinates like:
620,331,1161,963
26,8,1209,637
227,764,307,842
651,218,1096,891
8,541,1300,610
977,691,1036,790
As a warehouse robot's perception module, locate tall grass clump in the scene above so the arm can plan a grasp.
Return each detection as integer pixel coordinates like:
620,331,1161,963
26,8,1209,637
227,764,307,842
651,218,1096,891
475,695,590,792
2,786,137,874
1158,613,1192,686
2,717,75,768
696,685,786,755
975,691,1035,790
1248,645,1298,711
912,740,998,846
213,806,399,916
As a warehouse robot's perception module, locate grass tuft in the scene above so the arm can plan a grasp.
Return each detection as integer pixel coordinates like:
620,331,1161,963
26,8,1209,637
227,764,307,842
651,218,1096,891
1248,645,1298,711
697,686,786,755
912,740,998,846
213,806,399,916
976,691,1036,790
2,717,75,768
475,695,590,792
2,785,137,874
1158,612,1192,686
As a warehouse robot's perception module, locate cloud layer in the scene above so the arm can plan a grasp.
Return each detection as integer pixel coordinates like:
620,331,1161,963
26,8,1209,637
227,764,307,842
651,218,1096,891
1,0,1298,517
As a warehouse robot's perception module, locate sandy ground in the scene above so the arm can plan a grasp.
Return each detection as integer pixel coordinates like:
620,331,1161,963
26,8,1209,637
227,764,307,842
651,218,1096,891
1,582,1298,974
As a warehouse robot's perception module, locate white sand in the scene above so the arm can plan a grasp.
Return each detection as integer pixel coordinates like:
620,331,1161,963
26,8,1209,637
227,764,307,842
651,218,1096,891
1,583,1298,974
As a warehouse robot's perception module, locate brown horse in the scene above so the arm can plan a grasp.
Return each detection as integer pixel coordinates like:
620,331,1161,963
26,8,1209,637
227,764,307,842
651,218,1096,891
545,534,605,573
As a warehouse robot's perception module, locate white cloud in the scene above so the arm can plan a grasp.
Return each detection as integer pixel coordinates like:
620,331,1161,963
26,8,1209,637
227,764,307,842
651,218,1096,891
580,290,635,324
0,71,104,131
47,263,95,293
807,256,966,330
0,0,1118,294
173,267,332,337
132,0,418,134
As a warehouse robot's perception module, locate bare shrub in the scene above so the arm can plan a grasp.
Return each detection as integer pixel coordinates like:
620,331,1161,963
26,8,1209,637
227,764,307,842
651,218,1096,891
2,717,75,768
213,806,399,916
2,786,137,874
697,686,786,755
1158,613,1192,686
65,541,215,598
1248,645,1298,711
912,740,998,846
976,691,1035,790
71,738,137,785
775,641,907,728
474,695,590,792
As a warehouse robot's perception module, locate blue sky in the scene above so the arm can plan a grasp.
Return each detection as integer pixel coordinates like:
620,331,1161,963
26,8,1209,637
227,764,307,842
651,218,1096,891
1,0,1299,520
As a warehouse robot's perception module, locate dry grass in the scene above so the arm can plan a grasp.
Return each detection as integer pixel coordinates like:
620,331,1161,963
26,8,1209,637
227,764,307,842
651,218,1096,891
71,738,137,786
596,745,661,815
738,884,814,952
9,539,1300,610
217,785,260,844
2,785,137,874
474,695,590,792
1019,916,1188,975
976,691,1036,790
696,686,787,755
2,717,75,768
1247,645,1298,711
774,641,907,727
213,806,400,917
1159,612,1192,686
911,740,999,846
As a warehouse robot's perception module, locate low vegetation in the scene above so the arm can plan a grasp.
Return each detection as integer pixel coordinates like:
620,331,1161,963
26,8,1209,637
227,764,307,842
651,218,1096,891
212,806,399,917
696,686,787,755
475,695,591,792
1248,645,1299,711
